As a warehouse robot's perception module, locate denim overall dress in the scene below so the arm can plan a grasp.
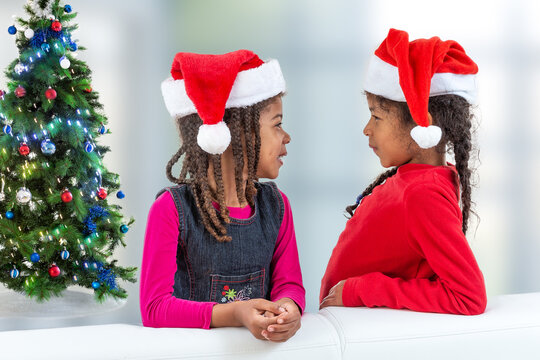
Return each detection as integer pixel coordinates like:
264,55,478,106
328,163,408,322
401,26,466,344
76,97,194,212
157,182,284,304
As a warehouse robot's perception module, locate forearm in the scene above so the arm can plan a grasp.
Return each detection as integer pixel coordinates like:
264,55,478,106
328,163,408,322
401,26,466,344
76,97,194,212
210,302,243,328
344,272,486,315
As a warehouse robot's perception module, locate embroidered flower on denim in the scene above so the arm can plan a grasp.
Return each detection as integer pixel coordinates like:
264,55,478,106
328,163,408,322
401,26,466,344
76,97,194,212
219,284,254,303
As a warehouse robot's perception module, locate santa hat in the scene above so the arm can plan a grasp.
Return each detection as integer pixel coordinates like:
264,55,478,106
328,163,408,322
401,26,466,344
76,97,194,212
161,50,286,155
364,29,478,149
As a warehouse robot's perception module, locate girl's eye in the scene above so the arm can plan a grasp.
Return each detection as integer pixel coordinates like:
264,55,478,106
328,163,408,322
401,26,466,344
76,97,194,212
372,115,381,121
275,122,283,128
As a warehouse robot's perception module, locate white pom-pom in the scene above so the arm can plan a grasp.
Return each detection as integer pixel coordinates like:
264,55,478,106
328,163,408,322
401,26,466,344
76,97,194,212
410,125,442,149
197,121,231,155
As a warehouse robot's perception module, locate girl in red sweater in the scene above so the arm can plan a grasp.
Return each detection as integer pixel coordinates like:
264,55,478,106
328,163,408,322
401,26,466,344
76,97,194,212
320,29,487,315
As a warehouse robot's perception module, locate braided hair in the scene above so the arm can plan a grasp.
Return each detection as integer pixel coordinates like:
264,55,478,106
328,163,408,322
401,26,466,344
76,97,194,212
346,93,477,234
166,96,279,242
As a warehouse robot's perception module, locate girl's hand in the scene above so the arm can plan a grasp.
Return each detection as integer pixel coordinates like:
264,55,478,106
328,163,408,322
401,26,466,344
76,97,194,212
234,299,284,340
262,297,301,342
319,280,346,309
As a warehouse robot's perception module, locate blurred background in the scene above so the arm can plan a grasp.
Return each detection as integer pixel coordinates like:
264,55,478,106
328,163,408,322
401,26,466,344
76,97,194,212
0,0,539,329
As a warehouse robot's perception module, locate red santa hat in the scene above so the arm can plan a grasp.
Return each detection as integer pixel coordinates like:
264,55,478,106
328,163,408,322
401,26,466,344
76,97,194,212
364,29,478,149
161,50,286,155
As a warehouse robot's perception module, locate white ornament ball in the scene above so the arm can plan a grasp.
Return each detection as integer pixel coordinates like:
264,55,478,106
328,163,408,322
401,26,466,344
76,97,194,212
16,187,32,204
59,56,70,69
24,28,34,39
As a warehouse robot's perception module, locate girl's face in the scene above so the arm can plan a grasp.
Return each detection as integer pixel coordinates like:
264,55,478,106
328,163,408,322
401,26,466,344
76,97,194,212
363,95,415,168
256,97,290,179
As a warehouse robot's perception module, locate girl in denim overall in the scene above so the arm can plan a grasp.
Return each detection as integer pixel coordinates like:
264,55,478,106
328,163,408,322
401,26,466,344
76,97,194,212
140,50,305,342
320,29,487,315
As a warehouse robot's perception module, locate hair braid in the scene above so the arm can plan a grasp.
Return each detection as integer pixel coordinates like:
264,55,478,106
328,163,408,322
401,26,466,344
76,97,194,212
345,167,398,217
430,95,476,234
228,108,247,205
212,154,230,224
166,145,184,183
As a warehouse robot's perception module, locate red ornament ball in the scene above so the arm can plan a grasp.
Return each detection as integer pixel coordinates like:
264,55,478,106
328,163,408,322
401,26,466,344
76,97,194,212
14,85,26,98
61,189,73,203
45,88,57,100
19,143,30,156
49,264,61,277
51,20,62,32
97,188,107,200
84,86,92,93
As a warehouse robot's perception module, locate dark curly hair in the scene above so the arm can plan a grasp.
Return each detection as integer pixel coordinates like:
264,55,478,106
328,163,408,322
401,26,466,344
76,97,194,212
166,96,280,242
346,93,477,234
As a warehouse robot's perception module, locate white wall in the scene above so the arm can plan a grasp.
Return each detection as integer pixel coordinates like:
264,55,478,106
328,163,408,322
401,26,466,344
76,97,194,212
1,0,539,329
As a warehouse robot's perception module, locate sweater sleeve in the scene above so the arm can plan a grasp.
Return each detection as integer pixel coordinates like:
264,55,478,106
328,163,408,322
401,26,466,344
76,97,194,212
139,191,216,328
342,182,487,315
269,190,306,313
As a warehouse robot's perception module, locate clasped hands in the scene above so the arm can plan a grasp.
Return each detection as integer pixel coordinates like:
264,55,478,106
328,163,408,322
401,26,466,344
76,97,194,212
236,297,301,342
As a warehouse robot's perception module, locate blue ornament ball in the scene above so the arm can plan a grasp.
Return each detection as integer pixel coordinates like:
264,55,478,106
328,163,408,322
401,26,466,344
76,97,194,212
69,42,77,51
6,211,14,219
120,224,129,233
41,139,56,155
98,125,106,134
92,281,100,289
30,252,40,262
84,141,94,153
64,5,72,13
8,26,17,35
61,250,70,260
116,191,125,199
10,269,19,278
41,42,50,52
3,125,12,135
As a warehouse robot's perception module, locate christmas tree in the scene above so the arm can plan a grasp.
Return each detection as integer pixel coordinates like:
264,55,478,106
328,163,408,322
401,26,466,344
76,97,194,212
0,0,136,301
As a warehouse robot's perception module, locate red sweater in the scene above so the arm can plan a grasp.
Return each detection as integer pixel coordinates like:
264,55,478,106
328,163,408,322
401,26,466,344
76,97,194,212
320,163,487,315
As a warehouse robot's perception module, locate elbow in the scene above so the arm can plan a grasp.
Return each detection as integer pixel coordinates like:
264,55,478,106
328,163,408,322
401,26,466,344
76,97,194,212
140,295,162,328
465,292,487,315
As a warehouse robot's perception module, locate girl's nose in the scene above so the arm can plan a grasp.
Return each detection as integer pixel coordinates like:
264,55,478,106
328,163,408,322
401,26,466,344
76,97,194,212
363,122,371,136
284,130,291,144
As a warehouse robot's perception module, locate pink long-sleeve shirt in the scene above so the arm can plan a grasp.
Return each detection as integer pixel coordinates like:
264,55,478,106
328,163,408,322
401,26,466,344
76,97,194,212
140,188,305,328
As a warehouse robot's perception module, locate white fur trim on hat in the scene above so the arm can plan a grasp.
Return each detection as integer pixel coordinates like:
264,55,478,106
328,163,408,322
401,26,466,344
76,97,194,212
161,59,286,119
197,121,231,155
410,125,442,149
364,55,478,104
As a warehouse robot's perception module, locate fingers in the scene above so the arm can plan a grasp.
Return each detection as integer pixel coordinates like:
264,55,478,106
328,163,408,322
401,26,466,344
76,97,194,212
262,320,301,342
319,295,335,309
253,299,285,316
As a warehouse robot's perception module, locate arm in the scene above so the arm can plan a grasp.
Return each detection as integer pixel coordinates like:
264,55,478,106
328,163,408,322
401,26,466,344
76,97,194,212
341,183,487,315
139,192,215,328
269,190,306,313
261,191,304,342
